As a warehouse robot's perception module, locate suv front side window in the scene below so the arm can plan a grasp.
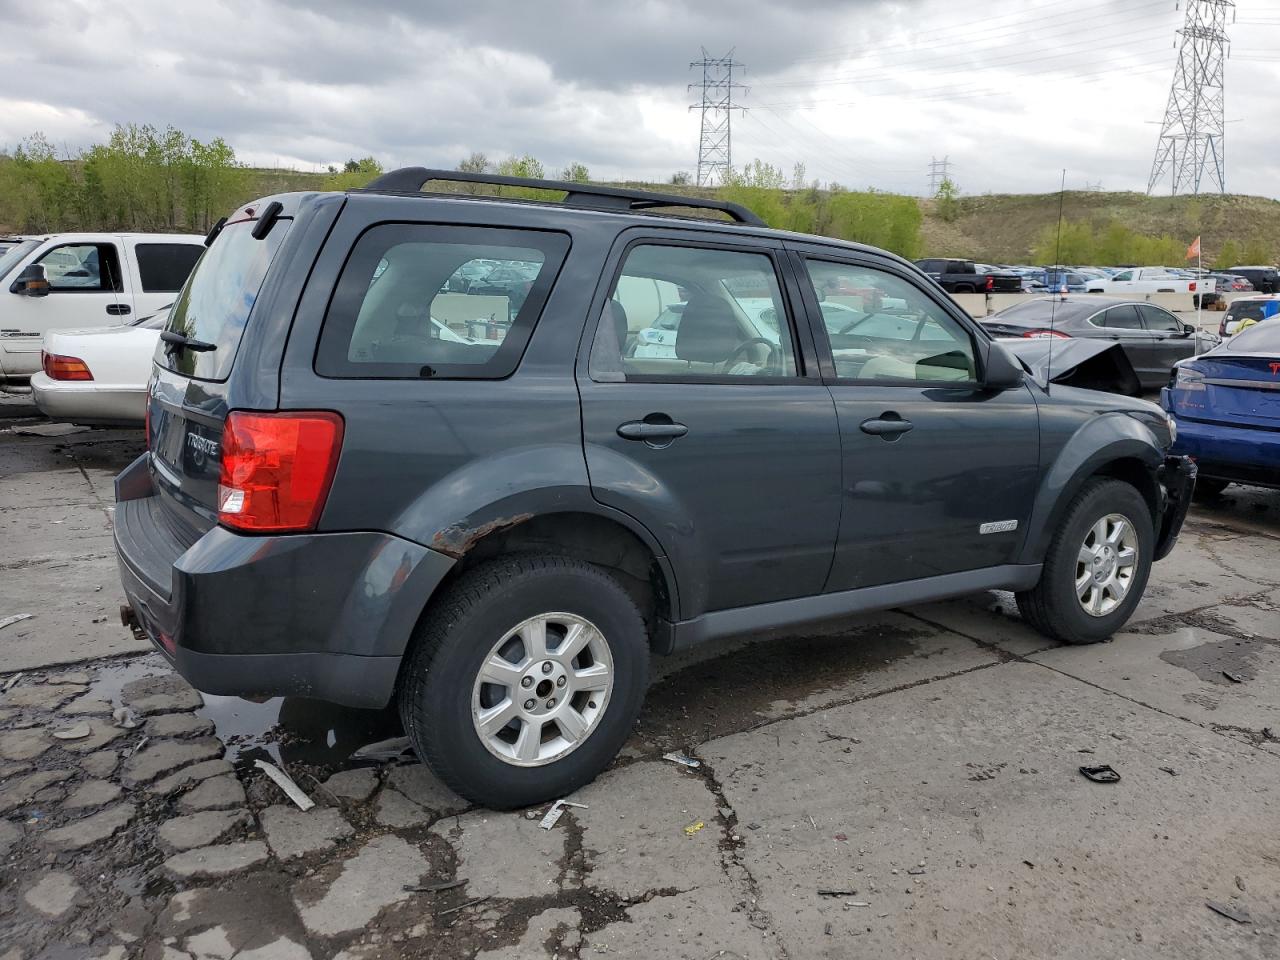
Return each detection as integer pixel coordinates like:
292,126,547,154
591,243,799,381
316,224,569,379
38,242,123,293
804,259,976,383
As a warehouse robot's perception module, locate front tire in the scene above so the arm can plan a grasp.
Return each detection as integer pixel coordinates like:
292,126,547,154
1016,479,1154,644
398,555,649,809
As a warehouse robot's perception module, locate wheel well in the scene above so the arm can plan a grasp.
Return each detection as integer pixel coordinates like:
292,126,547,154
434,512,671,638
1090,458,1160,524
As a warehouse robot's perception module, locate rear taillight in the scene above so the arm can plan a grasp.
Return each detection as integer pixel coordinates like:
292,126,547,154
1022,330,1072,339
42,352,94,381
217,411,344,533
985,276,994,292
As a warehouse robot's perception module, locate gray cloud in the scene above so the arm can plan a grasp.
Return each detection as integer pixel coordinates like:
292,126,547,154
0,0,1275,198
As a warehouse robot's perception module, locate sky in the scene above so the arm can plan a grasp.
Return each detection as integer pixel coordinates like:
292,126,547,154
1,0,1278,198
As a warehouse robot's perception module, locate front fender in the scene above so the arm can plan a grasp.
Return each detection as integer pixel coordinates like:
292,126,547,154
1018,411,1164,564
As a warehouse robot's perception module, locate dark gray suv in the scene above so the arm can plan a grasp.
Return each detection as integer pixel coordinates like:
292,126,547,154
115,169,1195,808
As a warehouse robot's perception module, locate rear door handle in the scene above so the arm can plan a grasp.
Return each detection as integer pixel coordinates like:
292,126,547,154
617,421,688,441
860,417,914,438
106,304,131,316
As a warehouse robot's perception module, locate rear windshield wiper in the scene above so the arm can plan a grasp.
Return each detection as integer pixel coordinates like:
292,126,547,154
160,330,217,353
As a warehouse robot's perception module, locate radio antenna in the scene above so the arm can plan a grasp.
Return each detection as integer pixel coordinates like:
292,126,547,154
1045,169,1067,393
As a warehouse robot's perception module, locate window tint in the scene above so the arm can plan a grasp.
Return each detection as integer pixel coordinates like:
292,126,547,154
316,224,568,379
135,243,203,292
38,243,123,293
805,260,976,383
160,220,289,381
591,244,797,381
1112,270,1134,281
1101,305,1142,330
1137,303,1180,331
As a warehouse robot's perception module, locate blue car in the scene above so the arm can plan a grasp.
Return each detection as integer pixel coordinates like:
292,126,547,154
1162,321,1280,496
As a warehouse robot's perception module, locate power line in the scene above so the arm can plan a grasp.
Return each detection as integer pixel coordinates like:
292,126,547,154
928,156,953,195
1148,1,1234,195
689,48,747,187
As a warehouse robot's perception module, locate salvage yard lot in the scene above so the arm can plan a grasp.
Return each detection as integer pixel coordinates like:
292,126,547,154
2,408,1279,959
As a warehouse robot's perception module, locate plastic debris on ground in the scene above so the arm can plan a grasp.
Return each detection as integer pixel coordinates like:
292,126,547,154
255,759,315,811
683,820,706,837
1078,764,1121,783
3,672,24,691
662,751,701,768
112,707,141,729
0,614,34,631
1205,900,1252,923
538,799,588,830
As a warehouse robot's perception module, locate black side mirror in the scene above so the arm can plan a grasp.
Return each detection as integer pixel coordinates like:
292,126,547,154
9,263,49,297
983,340,1025,390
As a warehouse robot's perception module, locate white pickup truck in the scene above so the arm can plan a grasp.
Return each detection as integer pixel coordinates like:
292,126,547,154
1084,267,1215,297
0,232,204,392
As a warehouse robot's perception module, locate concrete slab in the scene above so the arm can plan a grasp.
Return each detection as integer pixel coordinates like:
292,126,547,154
700,662,1280,960
0,503,115,564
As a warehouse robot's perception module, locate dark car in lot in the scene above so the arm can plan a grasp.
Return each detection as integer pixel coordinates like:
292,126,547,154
1163,321,1280,497
981,296,1218,391
114,170,1195,808
1223,266,1279,294
914,258,1022,294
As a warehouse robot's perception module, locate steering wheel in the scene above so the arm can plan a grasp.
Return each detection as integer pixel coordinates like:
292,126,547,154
721,337,780,374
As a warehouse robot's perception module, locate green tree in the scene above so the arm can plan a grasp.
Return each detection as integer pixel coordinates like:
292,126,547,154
1214,238,1242,269
669,171,691,186
323,157,383,191
934,177,960,223
559,162,589,183
1242,237,1274,265
458,152,488,174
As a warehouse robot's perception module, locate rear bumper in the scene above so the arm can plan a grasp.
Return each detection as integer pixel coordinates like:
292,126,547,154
31,372,146,425
1154,454,1196,561
1166,411,1280,490
113,453,456,708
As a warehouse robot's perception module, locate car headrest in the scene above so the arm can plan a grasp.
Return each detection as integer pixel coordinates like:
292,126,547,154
675,293,740,364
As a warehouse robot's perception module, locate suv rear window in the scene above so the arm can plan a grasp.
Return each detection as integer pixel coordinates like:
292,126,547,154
159,219,289,381
315,224,569,379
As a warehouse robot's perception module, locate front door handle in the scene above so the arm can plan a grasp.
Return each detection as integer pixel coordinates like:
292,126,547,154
860,416,914,438
617,420,688,441
106,303,131,316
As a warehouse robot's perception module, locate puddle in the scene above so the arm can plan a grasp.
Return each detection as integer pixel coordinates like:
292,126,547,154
71,652,402,771
1160,636,1265,685
197,694,402,769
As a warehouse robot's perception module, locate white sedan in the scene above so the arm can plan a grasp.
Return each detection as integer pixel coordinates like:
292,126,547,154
30,309,169,426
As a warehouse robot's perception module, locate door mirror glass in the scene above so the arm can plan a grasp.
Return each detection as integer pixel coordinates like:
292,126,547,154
983,340,1024,390
9,263,49,297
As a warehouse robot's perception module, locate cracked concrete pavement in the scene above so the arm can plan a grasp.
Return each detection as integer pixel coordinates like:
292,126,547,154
3,416,1280,959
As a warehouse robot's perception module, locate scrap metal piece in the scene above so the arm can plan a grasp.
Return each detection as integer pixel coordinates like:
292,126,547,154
538,799,588,830
1222,671,1245,684
0,614,34,631
350,736,414,762
662,751,701,768
3,672,24,692
255,759,315,811
1079,764,1121,783
404,879,466,893
438,895,491,917
817,889,858,897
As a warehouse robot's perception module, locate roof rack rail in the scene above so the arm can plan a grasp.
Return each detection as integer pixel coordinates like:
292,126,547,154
356,167,765,226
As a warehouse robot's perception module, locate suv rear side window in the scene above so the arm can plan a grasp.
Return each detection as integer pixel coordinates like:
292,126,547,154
135,243,204,292
159,218,289,381
316,224,569,379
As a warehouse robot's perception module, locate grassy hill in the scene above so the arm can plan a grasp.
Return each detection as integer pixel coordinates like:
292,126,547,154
918,190,1280,265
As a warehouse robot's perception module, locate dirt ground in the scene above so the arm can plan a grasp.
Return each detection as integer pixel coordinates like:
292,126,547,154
2,404,1279,960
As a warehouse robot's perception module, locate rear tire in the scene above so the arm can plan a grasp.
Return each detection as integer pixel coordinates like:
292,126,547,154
398,554,649,809
1016,479,1154,644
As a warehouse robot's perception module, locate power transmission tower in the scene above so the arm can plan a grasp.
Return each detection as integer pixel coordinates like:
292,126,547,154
1147,1,1234,196
689,48,747,187
927,156,952,195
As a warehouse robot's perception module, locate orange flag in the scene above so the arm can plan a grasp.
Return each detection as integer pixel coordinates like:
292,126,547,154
1186,235,1201,260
